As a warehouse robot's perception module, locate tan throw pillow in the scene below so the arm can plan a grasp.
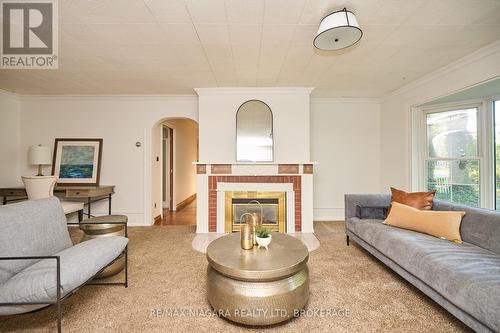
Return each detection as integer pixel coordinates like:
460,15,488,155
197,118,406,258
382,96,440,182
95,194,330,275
384,202,465,243
390,187,436,211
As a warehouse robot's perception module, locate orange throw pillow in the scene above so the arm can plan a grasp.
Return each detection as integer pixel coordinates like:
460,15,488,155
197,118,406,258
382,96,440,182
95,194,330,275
384,202,465,243
390,187,436,210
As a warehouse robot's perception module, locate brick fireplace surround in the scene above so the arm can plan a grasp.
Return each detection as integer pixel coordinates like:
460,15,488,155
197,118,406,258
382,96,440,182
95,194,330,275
208,175,302,232
195,163,314,234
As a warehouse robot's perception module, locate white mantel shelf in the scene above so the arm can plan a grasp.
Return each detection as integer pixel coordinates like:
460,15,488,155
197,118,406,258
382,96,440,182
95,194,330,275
194,162,316,176
193,162,318,165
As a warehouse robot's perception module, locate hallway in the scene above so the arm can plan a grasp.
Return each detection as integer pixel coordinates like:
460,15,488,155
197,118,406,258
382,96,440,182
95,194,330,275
155,201,196,226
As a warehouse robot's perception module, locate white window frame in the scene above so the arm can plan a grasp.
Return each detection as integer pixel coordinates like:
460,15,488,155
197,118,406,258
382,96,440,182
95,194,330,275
412,99,495,209
492,97,500,208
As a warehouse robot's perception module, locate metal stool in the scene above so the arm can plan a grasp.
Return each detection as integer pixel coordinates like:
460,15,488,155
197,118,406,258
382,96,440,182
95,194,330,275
79,215,128,278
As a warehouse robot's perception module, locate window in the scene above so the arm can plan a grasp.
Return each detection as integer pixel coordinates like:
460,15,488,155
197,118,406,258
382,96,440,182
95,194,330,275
414,93,500,210
425,108,480,207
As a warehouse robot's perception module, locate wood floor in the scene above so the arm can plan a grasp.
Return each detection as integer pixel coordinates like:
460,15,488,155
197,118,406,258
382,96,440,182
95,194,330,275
155,200,196,226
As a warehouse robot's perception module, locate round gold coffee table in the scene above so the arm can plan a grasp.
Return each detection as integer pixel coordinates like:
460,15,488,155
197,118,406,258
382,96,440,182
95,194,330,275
206,233,309,326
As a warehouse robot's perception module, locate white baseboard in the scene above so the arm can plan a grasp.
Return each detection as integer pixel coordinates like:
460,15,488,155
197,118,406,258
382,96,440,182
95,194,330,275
313,207,344,221
119,213,149,226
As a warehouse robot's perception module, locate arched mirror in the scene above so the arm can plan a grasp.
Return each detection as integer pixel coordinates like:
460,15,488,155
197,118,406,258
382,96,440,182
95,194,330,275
236,100,273,162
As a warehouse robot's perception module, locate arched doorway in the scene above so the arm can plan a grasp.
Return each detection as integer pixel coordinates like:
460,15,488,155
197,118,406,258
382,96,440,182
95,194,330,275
150,117,199,225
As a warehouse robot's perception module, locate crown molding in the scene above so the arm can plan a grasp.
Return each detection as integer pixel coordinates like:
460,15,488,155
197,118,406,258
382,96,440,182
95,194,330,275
382,39,500,102
194,87,315,96
311,97,380,104
19,94,198,102
0,88,20,100
419,98,484,111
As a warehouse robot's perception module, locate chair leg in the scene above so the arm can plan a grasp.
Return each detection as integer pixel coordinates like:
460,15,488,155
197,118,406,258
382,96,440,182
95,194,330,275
124,223,128,288
124,246,128,288
57,301,61,333
346,235,350,246
56,258,62,333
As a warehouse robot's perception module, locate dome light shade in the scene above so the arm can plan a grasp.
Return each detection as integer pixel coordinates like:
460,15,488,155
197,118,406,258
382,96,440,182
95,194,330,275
313,8,362,51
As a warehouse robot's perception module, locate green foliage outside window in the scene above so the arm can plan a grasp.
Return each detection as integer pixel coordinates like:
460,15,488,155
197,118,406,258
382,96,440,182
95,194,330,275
426,109,479,207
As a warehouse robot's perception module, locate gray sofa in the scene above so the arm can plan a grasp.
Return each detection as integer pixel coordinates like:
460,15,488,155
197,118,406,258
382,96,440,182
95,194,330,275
345,194,500,333
0,197,128,332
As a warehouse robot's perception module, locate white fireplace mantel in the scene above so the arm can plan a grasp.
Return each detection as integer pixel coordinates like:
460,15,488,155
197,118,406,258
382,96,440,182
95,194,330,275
195,87,315,234
196,171,314,234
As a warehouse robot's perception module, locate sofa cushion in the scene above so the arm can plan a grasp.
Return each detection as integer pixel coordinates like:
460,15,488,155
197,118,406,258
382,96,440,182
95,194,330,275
347,218,500,332
390,187,436,210
0,236,128,315
384,202,465,243
433,200,500,255
0,197,73,284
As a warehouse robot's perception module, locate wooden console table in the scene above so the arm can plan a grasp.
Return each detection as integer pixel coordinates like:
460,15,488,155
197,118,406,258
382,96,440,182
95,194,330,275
0,185,115,218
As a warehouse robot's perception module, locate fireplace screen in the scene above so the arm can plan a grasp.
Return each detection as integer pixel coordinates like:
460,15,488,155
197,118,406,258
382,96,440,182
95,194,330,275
233,198,278,226
225,191,286,233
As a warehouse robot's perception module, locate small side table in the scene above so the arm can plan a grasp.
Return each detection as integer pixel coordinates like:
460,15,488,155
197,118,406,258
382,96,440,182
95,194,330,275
79,215,128,278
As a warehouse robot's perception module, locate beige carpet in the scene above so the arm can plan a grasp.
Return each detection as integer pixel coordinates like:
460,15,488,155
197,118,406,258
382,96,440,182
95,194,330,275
0,222,470,332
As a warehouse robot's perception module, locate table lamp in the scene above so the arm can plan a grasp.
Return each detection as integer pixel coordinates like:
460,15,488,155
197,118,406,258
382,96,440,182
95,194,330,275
29,145,52,176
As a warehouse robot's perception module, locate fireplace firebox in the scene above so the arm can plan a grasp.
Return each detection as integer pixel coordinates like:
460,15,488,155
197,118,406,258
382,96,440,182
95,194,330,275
225,191,286,233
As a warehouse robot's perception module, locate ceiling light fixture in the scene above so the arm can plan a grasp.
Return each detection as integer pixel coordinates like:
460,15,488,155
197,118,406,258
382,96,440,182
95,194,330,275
313,8,362,51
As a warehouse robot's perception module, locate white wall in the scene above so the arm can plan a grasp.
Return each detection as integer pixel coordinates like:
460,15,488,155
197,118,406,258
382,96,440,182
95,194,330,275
380,41,500,191
197,88,312,163
151,121,163,219
311,99,381,220
0,90,21,187
19,96,198,225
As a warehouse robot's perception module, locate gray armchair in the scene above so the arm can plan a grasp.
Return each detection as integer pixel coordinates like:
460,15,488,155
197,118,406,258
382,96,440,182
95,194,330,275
0,197,128,332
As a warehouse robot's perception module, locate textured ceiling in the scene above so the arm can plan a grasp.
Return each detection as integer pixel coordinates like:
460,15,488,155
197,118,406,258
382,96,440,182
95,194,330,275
1,0,500,97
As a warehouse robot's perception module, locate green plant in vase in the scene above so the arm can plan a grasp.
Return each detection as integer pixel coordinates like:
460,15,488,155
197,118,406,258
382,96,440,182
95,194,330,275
255,226,272,250
256,226,270,238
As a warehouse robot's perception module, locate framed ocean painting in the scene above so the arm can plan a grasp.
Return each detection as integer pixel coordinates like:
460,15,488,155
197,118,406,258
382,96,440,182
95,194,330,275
52,138,103,186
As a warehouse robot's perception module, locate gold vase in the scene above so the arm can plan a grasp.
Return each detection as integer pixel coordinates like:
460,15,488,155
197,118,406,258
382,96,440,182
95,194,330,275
250,213,262,245
240,224,253,250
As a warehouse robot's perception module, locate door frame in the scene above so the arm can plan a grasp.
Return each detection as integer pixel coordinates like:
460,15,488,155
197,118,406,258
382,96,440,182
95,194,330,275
147,116,199,226
162,125,174,211
168,127,174,211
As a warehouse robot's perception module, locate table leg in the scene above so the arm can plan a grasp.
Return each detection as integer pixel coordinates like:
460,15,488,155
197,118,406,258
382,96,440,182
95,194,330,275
2,196,6,205
87,197,91,217
108,193,112,215
78,209,83,222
